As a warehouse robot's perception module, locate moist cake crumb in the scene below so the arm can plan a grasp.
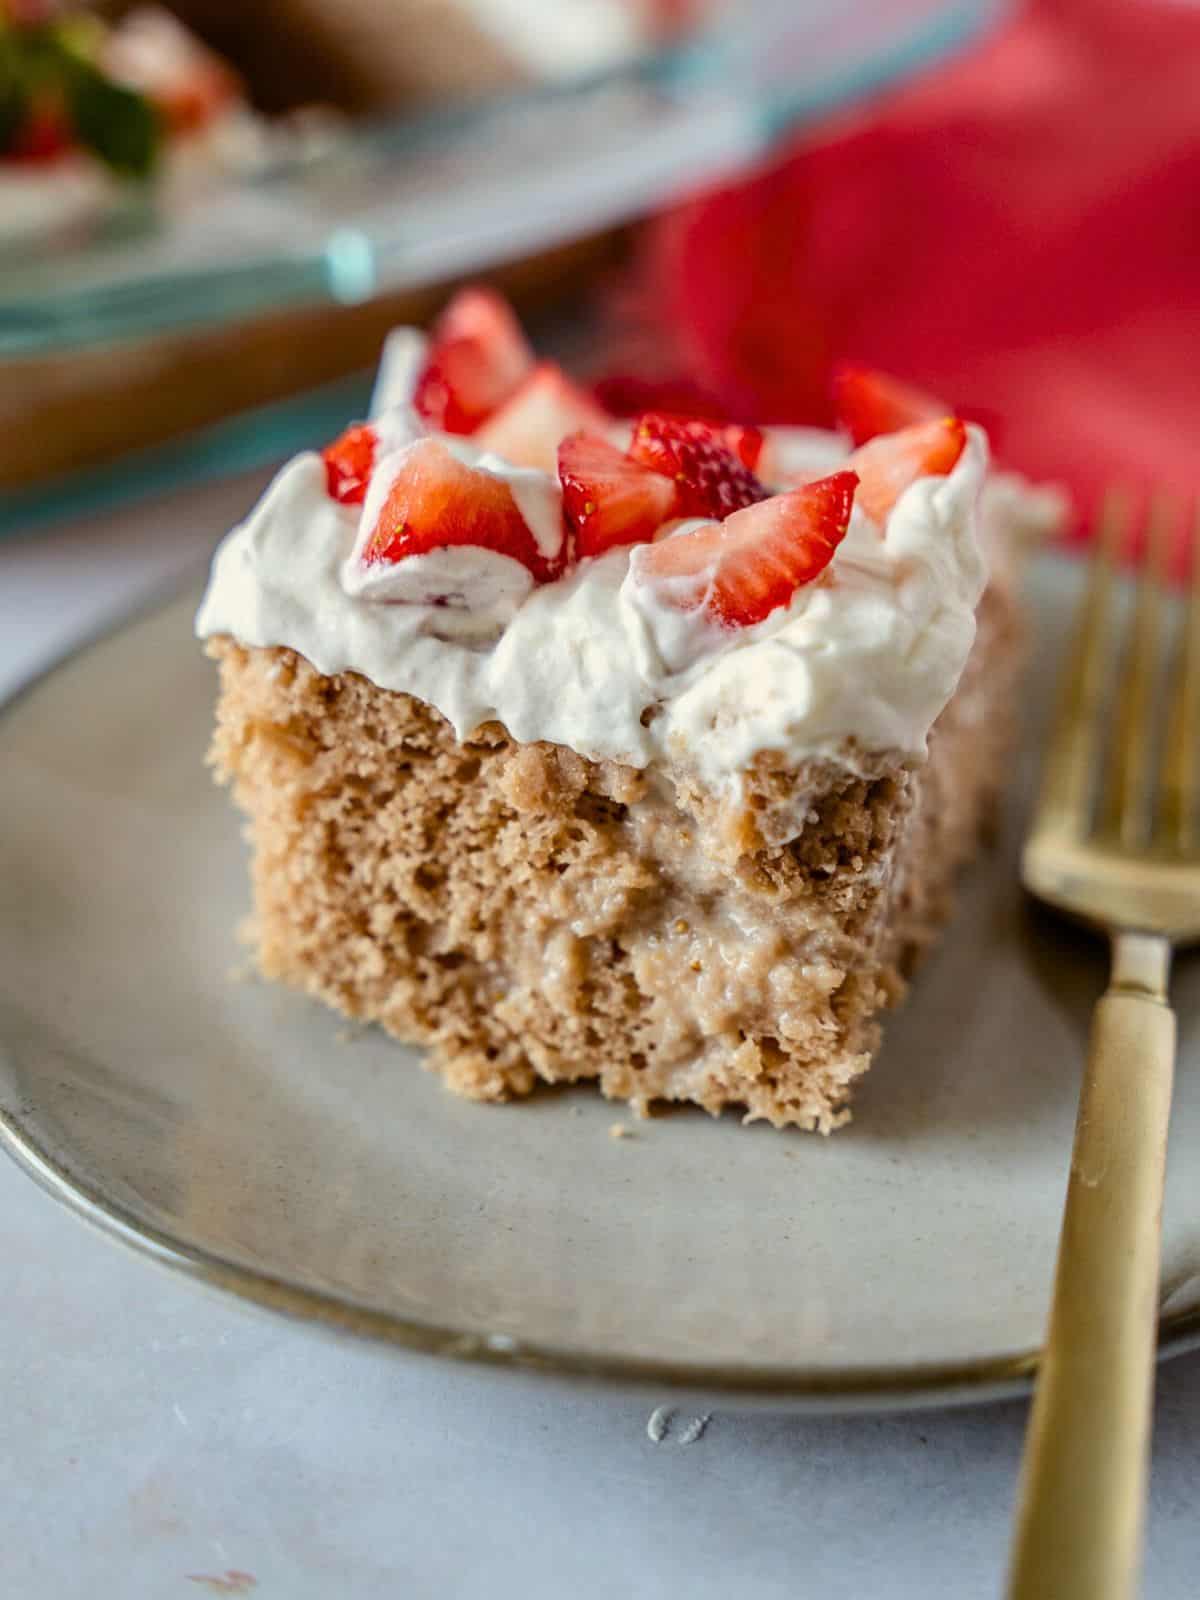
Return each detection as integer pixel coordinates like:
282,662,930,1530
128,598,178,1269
204,579,1018,1133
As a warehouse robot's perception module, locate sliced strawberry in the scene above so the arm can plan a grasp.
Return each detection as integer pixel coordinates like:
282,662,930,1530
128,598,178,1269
322,423,378,506
360,438,559,582
434,285,532,359
558,432,677,560
473,363,608,474
414,341,510,437
720,421,765,472
153,58,238,133
628,413,768,520
849,418,966,524
633,472,857,629
412,287,534,434
832,364,948,447
589,379,765,472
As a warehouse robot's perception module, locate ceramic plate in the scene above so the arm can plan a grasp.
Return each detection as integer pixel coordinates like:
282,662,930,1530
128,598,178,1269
2,557,1199,1412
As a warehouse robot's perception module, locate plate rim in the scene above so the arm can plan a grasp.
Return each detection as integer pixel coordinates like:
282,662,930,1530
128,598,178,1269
3,571,1199,1413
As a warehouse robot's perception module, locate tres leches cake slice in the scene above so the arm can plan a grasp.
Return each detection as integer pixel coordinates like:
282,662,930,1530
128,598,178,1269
198,290,1058,1132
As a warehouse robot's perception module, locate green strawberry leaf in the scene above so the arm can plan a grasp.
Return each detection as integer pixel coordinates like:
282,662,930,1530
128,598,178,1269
63,56,160,177
0,32,30,151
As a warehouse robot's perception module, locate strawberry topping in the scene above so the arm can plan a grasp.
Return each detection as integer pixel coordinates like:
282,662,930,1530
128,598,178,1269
558,432,677,560
632,471,857,629
412,288,534,434
832,364,948,447
360,438,561,582
720,421,766,472
848,417,966,524
322,423,378,506
473,363,609,474
628,413,768,520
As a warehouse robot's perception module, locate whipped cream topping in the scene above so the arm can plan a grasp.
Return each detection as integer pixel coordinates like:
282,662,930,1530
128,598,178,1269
197,399,1003,800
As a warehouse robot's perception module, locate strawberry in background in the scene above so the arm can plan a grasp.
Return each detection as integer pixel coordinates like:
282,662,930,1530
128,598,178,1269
0,3,245,175
100,6,241,136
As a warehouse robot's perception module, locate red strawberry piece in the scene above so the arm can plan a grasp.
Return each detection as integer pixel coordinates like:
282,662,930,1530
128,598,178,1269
558,432,677,560
153,57,239,133
434,284,532,358
832,364,948,447
322,423,377,506
627,413,768,520
633,471,857,629
7,98,71,164
473,363,608,474
588,376,763,471
720,422,765,472
849,417,966,524
413,287,534,434
360,438,561,582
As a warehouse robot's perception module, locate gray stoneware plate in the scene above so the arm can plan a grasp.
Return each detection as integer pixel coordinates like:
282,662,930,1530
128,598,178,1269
2,556,1199,1413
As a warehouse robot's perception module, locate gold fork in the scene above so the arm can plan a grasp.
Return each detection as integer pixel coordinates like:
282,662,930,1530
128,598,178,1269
1007,493,1200,1600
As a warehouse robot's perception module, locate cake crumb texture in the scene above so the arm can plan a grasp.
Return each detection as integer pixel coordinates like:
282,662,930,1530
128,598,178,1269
205,585,1016,1132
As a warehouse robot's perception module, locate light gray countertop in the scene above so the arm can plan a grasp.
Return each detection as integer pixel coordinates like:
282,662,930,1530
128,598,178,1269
2,473,1198,1599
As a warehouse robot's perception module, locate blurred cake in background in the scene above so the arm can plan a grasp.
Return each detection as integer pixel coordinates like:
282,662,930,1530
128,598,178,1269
2,0,705,239
0,2,340,239
0,0,716,493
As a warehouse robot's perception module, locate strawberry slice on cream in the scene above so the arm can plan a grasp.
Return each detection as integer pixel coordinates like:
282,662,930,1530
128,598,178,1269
628,413,768,520
848,418,966,524
628,472,858,630
473,363,609,474
832,364,949,447
558,432,677,559
413,288,535,435
342,436,567,618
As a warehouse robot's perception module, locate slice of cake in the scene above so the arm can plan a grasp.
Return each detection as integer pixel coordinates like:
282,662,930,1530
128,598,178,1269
197,291,1058,1131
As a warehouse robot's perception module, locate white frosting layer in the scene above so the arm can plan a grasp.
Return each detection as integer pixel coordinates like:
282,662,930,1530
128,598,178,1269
197,417,999,792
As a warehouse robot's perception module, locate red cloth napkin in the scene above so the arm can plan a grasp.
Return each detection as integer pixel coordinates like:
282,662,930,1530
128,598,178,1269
610,0,1200,550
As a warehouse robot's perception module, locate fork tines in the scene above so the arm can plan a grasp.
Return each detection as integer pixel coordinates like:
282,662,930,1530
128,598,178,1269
1038,491,1200,854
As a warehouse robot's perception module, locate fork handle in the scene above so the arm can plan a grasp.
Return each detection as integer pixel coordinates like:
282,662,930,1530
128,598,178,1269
1008,934,1175,1600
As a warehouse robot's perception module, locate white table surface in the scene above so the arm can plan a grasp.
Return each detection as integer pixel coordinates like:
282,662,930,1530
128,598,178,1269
3,470,1199,1600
